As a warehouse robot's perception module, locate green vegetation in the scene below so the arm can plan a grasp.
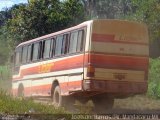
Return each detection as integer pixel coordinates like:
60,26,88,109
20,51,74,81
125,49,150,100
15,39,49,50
0,90,64,114
0,66,11,81
0,90,71,119
148,58,160,98
0,0,85,64
0,66,11,91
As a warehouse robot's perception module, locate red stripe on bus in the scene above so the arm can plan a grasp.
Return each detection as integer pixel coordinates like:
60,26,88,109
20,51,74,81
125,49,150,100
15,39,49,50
89,54,149,70
92,33,148,45
92,33,115,42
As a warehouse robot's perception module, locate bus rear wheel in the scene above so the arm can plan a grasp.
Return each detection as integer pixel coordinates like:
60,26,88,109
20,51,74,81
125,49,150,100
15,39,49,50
18,84,24,97
92,97,114,113
52,86,65,107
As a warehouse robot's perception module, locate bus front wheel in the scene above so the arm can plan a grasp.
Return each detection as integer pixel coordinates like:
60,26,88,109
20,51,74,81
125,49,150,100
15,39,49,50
52,86,65,107
18,84,24,97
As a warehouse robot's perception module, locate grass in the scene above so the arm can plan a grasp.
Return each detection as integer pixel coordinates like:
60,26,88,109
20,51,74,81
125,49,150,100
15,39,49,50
0,65,11,92
0,90,71,120
0,79,11,91
0,90,66,114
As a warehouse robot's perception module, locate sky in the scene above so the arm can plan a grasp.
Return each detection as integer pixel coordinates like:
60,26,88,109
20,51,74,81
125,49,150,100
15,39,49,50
0,0,28,10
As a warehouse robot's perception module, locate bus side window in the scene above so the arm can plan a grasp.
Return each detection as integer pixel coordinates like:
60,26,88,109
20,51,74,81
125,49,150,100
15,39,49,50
77,30,84,52
43,39,52,59
69,31,78,54
15,51,20,66
22,45,28,64
15,47,22,66
32,42,41,61
14,47,22,74
52,38,56,57
27,45,32,63
61,34,69,55
39,41,43,59
55,35,63,56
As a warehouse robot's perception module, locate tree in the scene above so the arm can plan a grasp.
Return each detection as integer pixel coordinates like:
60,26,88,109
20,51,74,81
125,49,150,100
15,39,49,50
0,0,86,64
62,0,85,26
127,0,160,41
81,0,133,19
0,27,10,64
6,0,85,45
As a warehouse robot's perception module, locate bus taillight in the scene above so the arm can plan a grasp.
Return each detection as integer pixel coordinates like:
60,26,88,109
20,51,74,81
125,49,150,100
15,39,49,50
87,65,95,77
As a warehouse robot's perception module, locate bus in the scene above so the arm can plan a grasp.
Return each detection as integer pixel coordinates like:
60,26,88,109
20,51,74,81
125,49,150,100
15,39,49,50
12,19,149,111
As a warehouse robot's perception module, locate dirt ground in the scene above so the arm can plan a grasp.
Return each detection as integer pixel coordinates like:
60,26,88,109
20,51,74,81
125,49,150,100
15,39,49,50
114,95,160,110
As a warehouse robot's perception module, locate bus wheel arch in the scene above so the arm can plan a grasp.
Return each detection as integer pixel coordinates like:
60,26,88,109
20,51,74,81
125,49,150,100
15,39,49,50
17,83,24,97
51,80,59,97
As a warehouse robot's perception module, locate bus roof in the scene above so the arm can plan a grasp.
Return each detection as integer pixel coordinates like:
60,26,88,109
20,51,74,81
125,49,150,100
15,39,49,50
16,20,93,48
16,19,146,48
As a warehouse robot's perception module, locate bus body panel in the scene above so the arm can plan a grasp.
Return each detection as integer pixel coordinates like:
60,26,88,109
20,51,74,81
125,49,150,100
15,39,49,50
12,54,86,96
12,21,92,97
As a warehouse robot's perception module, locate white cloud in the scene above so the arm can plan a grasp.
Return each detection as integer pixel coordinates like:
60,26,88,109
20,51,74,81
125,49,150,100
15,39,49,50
12,0,27,4
0,0,14,9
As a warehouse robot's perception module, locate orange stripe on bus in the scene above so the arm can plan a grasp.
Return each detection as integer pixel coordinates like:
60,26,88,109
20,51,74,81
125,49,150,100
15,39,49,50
13,53,148,81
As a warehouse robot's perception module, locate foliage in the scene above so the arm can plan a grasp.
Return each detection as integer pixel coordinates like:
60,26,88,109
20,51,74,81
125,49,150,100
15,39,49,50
127,0,160,41
0,66,10,81
0,0,85,65
0,8,12,26
0,90,68,115
148,58,160,98
81,0,133,19
6,0,85,46
0,27,10,64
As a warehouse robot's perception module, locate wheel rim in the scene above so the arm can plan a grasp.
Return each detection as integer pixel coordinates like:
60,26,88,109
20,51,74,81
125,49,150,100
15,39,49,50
55,91,60,105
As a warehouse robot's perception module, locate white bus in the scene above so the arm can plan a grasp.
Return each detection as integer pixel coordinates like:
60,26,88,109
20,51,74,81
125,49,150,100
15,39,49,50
12,19,149,111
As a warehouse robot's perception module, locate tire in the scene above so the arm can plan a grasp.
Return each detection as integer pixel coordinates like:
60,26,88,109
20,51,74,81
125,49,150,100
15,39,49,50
52,86,65,107
18,84,24,97
78,98,89,104
92,97,114,113
65,96,75,111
